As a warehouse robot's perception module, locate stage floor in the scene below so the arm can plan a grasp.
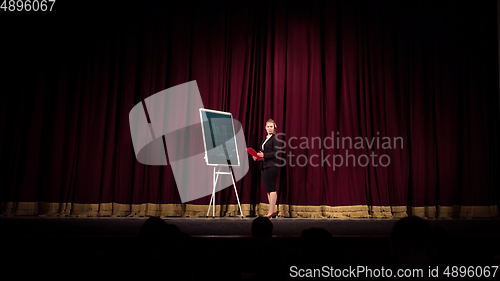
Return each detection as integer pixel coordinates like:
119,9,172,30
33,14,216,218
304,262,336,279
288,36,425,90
1,216,499,237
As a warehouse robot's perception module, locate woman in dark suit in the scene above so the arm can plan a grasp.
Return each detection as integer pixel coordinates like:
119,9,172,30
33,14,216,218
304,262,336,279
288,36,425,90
253,119,280,218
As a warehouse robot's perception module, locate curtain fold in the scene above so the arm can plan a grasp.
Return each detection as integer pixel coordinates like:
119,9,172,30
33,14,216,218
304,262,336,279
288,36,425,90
1,0,499,218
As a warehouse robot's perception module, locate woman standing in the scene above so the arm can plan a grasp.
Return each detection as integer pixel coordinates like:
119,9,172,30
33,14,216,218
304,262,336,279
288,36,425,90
253,119,280,218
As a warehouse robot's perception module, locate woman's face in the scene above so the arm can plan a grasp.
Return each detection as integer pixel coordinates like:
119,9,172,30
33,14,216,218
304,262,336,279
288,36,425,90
265,122,275,135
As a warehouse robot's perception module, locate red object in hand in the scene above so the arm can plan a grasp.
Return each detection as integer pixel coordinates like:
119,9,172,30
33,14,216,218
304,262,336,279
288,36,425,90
246,148,264,161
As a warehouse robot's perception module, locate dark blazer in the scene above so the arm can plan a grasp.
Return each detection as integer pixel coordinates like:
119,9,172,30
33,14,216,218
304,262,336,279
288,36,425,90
260,134,281,169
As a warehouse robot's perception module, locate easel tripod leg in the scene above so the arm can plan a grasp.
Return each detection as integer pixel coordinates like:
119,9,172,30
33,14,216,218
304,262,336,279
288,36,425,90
231,169,244,218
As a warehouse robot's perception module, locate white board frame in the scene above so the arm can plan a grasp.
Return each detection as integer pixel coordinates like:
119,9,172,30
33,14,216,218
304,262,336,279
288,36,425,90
199,108,241,167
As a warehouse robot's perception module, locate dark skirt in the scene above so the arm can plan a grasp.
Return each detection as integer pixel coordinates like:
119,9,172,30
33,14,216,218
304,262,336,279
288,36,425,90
261,166,279,193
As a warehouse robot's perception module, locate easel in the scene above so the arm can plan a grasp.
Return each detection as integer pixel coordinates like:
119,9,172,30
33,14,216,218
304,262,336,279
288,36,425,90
199,108,244,219
206,165,244,219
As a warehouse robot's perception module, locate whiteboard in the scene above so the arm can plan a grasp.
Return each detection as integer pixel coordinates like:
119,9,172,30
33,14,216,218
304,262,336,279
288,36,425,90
199,108,240,166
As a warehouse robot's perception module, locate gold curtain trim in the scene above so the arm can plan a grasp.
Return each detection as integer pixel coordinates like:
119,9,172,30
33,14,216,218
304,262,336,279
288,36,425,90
1,201,498,218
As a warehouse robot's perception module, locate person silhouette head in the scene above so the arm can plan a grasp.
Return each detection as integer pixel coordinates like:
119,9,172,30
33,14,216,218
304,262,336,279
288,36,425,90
252,217,273,238
390,216,435,268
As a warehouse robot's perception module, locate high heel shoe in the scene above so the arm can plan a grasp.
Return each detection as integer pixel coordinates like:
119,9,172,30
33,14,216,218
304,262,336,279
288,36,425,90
265,212,277,218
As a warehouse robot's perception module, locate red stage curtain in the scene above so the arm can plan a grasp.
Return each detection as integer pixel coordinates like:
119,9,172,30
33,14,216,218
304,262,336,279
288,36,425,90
1,0,499,218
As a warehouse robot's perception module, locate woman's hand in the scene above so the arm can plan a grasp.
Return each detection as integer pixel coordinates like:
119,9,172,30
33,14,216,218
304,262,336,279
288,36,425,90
252,156,257,161
257,151,264,158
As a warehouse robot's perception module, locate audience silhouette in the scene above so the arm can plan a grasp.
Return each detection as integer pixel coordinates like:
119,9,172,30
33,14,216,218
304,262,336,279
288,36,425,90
251,216,273,239
389,216,435,270
135,217,193,280
239,217,290,281
112,215,490,281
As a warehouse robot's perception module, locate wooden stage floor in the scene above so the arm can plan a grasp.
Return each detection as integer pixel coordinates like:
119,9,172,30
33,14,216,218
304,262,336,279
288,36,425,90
1,216,499,237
